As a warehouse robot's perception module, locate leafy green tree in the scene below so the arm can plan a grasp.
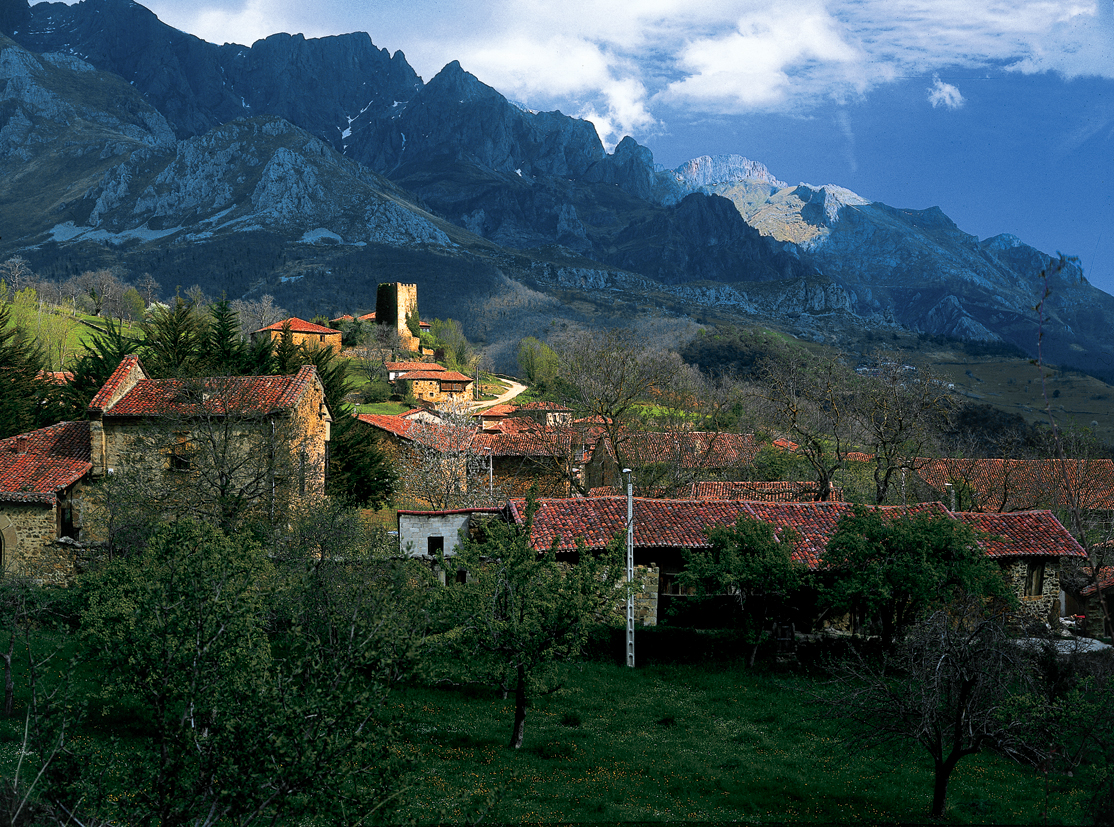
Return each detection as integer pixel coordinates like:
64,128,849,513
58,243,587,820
443,500,624,748
73,518,421,824
680,515,805,666
119,286,145,321
516,336,559,390
821,506,1015,649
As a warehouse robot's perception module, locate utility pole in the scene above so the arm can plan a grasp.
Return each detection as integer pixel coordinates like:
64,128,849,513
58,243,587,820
624,468,635,668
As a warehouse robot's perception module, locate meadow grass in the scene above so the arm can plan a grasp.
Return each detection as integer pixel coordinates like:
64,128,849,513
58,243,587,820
397,660,1085,824
0,632,1090,824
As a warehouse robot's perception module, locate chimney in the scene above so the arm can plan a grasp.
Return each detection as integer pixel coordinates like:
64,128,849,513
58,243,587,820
14,436,28,454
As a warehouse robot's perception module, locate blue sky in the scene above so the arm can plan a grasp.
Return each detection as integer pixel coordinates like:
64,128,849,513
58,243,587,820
42,0,1114,298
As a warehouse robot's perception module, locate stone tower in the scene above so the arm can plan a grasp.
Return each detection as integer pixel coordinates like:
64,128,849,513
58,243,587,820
375,283,420,352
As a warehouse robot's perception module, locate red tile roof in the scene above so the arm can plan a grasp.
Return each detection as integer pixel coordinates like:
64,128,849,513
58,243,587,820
356,413,416,439
398,370,471,382
472,431,571,458
1081,566,1114,596
595,431,759,470
0,422,92,505
254,317,340,336
88,354,147,414
356,413,475,452
331,314,355,323
687,480,845,502
101,366,319,417
387,362,445,373
953,511,1088,560
505,498,1081,569
918,458,1114,511
36,370,74,385
357,312,377,322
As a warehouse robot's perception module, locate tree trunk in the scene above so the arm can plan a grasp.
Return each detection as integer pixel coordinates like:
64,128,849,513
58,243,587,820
931,753,961,818
508,664,527,749
2,633,14,716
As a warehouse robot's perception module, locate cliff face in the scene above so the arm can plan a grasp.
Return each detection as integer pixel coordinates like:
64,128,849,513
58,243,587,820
4,0,1114,380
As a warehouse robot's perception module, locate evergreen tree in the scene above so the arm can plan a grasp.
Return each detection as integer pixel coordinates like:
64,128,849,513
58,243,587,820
326,414,397,509
142,298,207,377
61,317,140,418
205,298,249,376
0,303,49,438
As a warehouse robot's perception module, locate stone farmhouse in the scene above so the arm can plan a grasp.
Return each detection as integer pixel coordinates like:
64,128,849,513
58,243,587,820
0,421,92,580
88,356,333,497
0,357,334,581
251,317,343,354
398,497,1086,628
396,367,474,405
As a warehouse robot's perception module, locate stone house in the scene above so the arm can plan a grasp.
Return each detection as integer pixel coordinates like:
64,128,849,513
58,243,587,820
0,421,92,580
251,317,343,354
505,497,1086,626
87,356,333,503
396,369,473,404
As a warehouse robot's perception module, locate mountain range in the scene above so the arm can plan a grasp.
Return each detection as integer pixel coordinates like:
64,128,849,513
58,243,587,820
2,0,1112,379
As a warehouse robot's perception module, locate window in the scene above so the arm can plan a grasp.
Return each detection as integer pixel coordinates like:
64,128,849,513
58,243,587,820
299,449,307,495
427,536,444,556
168,432,192,472
1025,561,1046,596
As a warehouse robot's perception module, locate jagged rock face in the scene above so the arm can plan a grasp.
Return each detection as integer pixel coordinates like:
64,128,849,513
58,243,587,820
654,154,788,206
11,0,421,146
350,61,605,180
5,1,1114,380
608,192,808,285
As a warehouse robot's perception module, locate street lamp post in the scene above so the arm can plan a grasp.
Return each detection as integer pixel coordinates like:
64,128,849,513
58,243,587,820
624,468,635,668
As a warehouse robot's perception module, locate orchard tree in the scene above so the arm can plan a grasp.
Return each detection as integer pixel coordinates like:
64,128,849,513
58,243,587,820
825,600,1043,818
821,506,1015,649
680,515,805,666
442,499,624,749
71,518,423,824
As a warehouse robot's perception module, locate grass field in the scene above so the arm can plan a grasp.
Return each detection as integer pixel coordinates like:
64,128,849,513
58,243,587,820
0,632,1095,824
397,659,1085,825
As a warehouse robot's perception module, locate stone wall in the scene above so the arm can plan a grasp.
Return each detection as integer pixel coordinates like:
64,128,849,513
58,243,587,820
1000,558,1061,626
0,500,85,583
634,564,659,626
376,282,421,353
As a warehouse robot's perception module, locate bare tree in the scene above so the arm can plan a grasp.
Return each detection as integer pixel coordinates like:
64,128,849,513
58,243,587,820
555,328,677,475
755,351,857,501
824,598,1043,818
852,355,954,504
0,257,33,293
231,294,289,338
394,402,500,510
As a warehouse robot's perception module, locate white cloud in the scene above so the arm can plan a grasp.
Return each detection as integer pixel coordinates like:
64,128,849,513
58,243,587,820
61,0,1114,143
927,75,965,109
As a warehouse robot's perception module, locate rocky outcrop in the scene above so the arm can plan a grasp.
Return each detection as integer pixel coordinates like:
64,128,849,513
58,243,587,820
11,0,421,146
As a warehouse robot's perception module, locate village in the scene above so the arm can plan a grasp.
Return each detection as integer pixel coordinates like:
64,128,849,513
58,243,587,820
1,278,1113,823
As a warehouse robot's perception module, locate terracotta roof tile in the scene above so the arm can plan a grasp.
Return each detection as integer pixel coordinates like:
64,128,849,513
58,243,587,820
0,422,92,505
918,458,1114,511
505,498,1079,569
88,355,146,414
102,367,318,417
254,317,339,336
596,431,759,470
688,481,844,502
387,362,445,373
472,431,571,458
953,511,1088,559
